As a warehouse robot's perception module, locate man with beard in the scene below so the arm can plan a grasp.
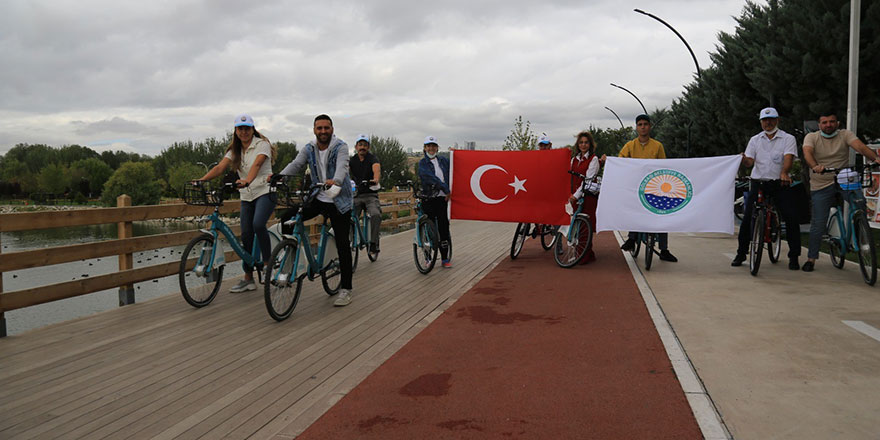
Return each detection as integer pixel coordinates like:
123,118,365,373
801,110,880,272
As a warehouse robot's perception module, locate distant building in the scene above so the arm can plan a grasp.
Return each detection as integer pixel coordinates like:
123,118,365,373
465,141,476,150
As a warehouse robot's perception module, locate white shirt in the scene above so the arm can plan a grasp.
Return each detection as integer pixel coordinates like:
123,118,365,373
430,157,447,196
744,129,797,180
223,137,273,201
316,147,334,203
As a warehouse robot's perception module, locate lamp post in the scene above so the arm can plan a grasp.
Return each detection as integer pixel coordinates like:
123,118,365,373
605,107,625,130
609,83,648,116
634,8,701,79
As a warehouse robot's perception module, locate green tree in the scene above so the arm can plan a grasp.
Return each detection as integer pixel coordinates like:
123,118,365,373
167,163,204,198
369,136,412,188
273,141,298,174
38,163,71,195
4,143,58,173
589,126,637,159
0,157,36,194
57,144,99,165
71,157,114,196
101,161,163,206
502,116,538,151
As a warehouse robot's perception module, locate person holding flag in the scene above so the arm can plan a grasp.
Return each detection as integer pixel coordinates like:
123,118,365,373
616,114,678,262
568,131,601,264
418,136,453,268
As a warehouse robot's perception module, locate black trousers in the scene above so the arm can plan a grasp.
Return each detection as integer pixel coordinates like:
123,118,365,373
422,197,451,260
737,181,801,259
290,201,353,290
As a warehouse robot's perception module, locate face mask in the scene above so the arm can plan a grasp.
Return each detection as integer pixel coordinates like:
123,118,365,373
820,129,839,139
763,127,778,136
426,152,437,159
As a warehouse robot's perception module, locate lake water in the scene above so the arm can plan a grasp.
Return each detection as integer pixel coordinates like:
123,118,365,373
1,221,247,336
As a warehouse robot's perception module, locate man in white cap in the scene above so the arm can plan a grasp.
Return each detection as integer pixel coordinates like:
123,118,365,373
801,109,880,272
417,136,453,267
537,135,552,150
349,134,382,254
732,107,802,270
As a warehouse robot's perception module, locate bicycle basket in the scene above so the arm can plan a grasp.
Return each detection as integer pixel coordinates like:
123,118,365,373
837,168,861,190
183,181,223,206
272,181,301,208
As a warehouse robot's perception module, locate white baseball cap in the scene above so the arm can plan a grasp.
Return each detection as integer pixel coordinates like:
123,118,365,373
538,135,551,145
424,135,439,145
759,107,779,120
355,134,370,144
234,114,254,127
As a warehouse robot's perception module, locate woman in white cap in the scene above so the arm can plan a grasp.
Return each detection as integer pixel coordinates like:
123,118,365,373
417,136,453,267
197,114,277,292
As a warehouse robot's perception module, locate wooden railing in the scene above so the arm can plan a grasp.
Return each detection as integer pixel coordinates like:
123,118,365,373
0,190,416,337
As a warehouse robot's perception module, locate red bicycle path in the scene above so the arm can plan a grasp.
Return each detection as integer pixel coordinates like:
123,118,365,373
295,231,702,439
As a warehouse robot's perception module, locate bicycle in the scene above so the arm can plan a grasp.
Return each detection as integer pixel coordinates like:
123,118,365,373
554,171,596,268
734,178,749,221
819,164,878,285
742,178,783,276
178,180,281,307
350,179,381,272
263,177,344,321
510,223,560,259
404,181,452,274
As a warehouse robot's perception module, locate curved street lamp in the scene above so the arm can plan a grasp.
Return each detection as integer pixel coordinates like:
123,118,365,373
634,8,701,79
610,83,648,116
604,107,625,130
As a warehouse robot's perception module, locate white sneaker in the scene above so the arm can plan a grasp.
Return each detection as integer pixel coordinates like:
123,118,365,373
229,279,256,293
334,289,353,306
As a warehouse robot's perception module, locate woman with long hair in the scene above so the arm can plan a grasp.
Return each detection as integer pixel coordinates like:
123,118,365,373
198,114,277,292
569,131,600,264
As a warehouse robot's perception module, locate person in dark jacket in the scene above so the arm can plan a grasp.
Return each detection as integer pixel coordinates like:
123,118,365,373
417,135,452,268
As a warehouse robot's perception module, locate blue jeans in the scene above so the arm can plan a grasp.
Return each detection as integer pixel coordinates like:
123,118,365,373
808,184,866,259
240,193,276,274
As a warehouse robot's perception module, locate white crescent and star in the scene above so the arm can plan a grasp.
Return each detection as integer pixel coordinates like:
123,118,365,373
469,164,527,205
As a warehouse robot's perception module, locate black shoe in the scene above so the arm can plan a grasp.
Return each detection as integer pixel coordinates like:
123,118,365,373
369,243,380,254
789,258,800,271
620,238,636,251
731,254,746,267
802,261,814,272
659,250,678,262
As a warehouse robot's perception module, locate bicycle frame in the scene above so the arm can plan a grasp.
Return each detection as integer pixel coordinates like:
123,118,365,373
413,198,432,249
282,213,334,282
827,190,865,253
194,209,263,275
351,208,371,250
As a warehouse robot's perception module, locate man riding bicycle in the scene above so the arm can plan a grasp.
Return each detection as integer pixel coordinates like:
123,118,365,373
801,109,880,272
349,134,382,254
731,107,801,270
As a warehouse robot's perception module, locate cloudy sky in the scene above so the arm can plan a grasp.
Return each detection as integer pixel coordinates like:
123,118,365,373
0,0,761,157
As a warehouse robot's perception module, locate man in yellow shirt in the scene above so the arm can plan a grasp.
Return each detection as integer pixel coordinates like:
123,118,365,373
617,114,677,262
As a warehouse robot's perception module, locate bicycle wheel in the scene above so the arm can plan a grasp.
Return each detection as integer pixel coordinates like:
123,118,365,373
414,218,439,274
510,223,528,259
264,239,304,321
828,211,845,269
854,214,877,285
768,209,781,263
540,225,559,250
349,220,359,273
645,234,655,271
179,234,223,308
321,231,342,295
554,215,592,268
749,209,765,276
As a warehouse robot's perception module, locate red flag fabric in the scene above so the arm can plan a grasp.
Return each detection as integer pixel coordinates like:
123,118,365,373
450,149,571,225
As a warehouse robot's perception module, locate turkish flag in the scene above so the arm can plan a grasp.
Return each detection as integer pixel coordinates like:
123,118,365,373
450,149,571,225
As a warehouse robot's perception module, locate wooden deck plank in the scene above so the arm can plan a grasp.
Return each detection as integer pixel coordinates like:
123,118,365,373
0,220,512,440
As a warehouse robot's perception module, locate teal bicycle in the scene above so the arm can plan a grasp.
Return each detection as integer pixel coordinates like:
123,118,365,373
178,180,281,308
350,179,381,272
405,181,452,274
263,177,342,321
554,171,595,268
821,164,878,285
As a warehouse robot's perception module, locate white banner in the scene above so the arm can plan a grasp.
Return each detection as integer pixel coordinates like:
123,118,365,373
596,155,741,234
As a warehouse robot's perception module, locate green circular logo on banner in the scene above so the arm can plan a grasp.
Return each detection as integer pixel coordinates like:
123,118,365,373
638,169,693,215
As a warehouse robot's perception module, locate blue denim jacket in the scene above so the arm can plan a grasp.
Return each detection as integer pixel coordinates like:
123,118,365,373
417,154,451,195
280,136,352,213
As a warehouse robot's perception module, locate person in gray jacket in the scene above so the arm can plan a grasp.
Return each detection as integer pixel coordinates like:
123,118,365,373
277,114,355,306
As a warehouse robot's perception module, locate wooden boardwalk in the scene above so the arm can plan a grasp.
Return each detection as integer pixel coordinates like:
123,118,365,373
0,220,509,439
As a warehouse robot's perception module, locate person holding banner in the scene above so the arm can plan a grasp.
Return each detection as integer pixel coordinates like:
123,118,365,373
801,110,880,272
418,136,453,268
616,114,678,262
731,107,801,270
568,131,600,264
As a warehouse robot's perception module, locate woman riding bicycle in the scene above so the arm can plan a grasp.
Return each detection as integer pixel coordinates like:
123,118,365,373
197,114,277,293
417,135,452,268
568,131,600,264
